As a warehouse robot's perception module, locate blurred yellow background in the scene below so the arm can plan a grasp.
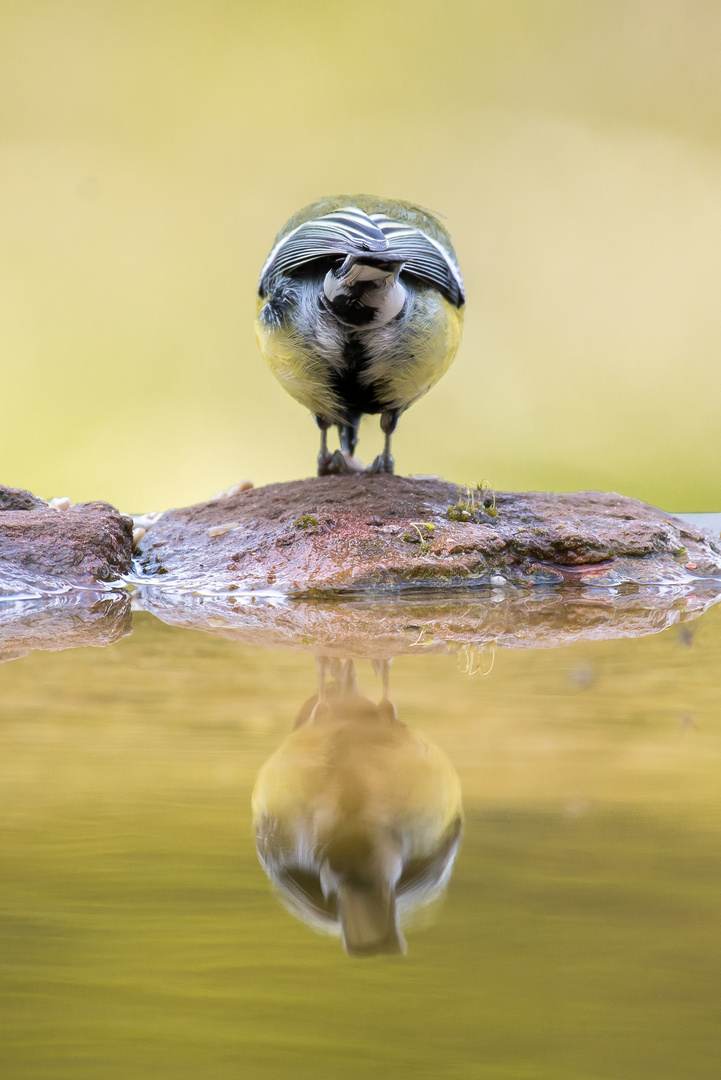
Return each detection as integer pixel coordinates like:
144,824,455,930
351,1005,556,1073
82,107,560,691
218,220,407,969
1,0,720,513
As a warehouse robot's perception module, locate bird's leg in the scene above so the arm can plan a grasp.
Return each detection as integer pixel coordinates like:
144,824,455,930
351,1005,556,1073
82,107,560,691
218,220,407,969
368,409,400,475
308,656,333,723
338,417,360,459
316,414,332,473
340,658,357,695
317,656,329,704
337,416,365,473
316,414,349,476
372,659,398,722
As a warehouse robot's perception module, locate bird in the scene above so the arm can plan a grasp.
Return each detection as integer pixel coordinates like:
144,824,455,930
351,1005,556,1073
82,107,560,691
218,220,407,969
252,658,463,957
256,195,465,476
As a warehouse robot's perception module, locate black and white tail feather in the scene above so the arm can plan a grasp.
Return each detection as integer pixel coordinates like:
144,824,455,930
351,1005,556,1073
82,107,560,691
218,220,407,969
259,206,465,308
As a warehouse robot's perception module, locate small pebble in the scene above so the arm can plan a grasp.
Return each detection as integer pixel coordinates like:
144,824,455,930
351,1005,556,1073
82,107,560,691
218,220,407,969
489,574,506,586
211,481,253,500
49,496,71,511
208,522,240,537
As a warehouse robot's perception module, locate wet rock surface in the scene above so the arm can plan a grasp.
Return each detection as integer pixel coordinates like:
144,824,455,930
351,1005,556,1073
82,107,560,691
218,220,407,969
134,476,721,594
0,486,134,594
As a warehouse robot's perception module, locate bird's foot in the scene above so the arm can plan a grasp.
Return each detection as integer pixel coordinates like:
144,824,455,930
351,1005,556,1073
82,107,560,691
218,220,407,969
367,453,395,475
318,450,366,476
318,449,348,476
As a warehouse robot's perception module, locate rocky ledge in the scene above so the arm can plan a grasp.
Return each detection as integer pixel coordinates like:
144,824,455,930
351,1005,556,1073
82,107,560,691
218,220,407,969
0,484,133,595
134,475,721,594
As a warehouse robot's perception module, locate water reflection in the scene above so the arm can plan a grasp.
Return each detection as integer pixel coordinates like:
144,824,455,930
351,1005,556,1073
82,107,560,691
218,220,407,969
0,591,131,664
252,657,462,956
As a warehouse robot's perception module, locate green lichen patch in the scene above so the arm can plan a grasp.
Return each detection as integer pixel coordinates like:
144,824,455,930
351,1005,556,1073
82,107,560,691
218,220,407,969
402,522,436,553
293,513,318,529
446,482,499,524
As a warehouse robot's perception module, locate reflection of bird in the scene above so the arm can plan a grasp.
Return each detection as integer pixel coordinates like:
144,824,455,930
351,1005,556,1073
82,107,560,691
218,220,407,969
256,195,465,476
252,658,462,957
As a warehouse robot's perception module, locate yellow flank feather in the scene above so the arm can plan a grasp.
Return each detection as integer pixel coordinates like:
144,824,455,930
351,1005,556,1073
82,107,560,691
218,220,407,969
255,301,343,420
256,292,464,422
365,293,464,413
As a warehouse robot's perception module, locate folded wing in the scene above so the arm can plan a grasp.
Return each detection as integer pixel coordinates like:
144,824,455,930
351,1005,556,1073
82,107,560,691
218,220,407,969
259,206,465,307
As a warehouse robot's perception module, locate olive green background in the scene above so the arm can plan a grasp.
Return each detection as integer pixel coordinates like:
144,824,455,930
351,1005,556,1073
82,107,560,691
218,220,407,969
2,0,720,512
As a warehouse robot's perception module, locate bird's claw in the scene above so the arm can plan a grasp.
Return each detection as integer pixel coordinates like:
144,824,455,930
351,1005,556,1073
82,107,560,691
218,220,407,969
318,449,348,476
318,449,368,476
367,453,395,475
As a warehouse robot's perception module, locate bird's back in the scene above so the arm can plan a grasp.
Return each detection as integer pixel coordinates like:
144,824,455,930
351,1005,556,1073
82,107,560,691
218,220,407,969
270,194,460,266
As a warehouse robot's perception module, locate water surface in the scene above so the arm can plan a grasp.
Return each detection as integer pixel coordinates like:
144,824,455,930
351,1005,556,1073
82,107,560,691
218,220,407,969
1,598,721,1078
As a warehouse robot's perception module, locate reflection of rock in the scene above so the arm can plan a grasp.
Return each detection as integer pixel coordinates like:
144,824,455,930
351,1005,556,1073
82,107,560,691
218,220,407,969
136,583,720,659
133,476,721,594
252,659,462,957
0,592,132,664
0,485,133,594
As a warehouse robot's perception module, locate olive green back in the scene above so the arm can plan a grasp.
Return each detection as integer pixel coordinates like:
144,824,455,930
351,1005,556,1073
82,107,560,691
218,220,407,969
274,194,459,262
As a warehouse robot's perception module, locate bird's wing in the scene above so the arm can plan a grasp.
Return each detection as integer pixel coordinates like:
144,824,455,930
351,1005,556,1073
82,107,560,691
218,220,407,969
258,208,390,295
370,213,465,307
259,206,465,307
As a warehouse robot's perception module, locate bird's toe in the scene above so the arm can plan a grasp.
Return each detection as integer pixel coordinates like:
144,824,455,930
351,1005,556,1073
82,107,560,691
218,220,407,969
318,450,351,476
367,454,395,476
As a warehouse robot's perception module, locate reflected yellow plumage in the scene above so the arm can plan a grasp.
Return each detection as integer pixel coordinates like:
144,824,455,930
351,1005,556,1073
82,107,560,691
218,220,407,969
252,659,462,956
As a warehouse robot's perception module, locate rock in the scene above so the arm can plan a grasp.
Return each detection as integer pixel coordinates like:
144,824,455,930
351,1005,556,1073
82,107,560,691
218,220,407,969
0,484,47,511
0,592,131,664
133,476,721,595
0,486,134,595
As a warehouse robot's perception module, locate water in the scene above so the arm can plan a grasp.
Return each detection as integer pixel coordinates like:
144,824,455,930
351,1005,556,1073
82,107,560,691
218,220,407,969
2,585,721,1078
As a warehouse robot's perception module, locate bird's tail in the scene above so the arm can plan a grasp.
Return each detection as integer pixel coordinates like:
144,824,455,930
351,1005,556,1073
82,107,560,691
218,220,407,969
337,881,406,957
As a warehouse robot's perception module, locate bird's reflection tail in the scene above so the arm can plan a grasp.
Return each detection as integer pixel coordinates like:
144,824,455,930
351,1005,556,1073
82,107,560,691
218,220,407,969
337,881,405,957
322,828,406,957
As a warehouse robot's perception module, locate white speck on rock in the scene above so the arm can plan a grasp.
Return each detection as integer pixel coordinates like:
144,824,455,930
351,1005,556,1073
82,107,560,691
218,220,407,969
211,481,253,500
208,522,241,537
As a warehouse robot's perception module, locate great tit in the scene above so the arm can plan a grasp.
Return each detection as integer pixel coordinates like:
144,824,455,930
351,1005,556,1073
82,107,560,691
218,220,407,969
252,658,462,957
256,195,465,475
